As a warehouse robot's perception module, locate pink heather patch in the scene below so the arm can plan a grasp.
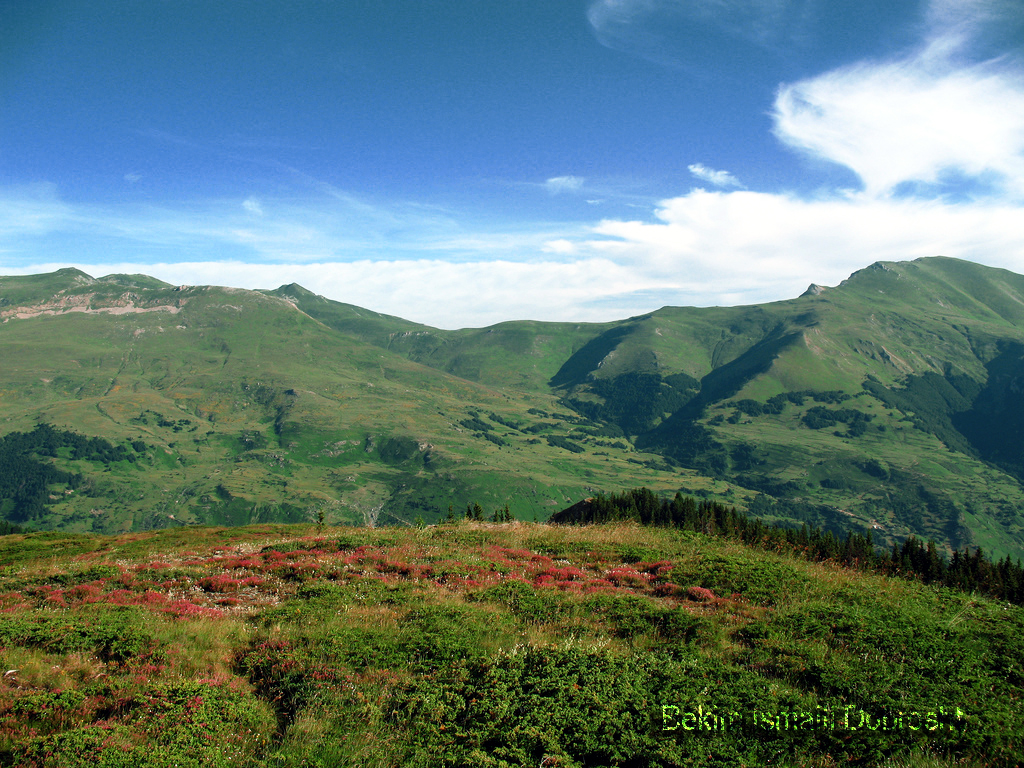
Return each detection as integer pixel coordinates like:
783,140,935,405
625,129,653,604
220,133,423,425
164,600,224,619
606,568,650,588
283,563,321,579
687,586,716,602
484,546,540,567
653,582,682,597
132,590,170,608
66,584,104,603
343,547,389,567
535,567,586,582
637,560,674,578
583,583,620,594
198,575,243,593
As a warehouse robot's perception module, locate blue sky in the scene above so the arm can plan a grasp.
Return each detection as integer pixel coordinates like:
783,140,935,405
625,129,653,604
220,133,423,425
3,0,1024,327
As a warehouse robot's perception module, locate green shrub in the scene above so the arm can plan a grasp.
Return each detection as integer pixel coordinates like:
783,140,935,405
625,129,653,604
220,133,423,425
584,593,702,641
470,580,564,624
23,681,274,767
0,605,154,663
47,563,122,587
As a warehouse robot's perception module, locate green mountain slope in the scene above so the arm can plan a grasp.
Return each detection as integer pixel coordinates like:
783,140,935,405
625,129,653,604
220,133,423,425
5,257,1024,559
0,272,697,535
268,282,616,392
276,257,1024,559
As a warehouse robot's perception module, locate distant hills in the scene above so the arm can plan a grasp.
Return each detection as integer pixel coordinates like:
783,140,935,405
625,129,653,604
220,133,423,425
3,257,1024,559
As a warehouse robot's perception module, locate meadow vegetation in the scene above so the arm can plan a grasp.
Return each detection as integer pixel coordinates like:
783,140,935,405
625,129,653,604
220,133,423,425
1,517,1020,767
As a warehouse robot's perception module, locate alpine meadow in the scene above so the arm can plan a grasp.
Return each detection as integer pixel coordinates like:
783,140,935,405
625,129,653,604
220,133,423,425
2,257,1024,767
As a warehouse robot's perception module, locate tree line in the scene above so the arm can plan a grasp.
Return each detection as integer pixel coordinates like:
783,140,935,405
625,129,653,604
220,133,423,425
550,487,1024,605
0,424,137,524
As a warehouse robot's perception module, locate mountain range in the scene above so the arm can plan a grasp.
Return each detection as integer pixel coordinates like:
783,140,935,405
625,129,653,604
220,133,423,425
3,256,1024,560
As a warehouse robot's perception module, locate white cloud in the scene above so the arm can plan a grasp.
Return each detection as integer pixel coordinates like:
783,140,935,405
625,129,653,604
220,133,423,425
688,163,744,189
774,53,1024,198
582,189,1024,305
542,239,578,255
5,178,1024,327
545,175,585,194
773,0,1024,199
242,197,264,216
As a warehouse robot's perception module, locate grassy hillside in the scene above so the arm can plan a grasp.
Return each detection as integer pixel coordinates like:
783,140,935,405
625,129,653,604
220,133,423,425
0,272,702,534
0,520,1019,767
269,282,617,392
276,257,1024,559
6,258,1024,559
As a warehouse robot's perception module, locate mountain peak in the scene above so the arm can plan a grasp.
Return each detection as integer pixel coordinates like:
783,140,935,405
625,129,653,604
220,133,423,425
52,267,96,286
801,283,827,297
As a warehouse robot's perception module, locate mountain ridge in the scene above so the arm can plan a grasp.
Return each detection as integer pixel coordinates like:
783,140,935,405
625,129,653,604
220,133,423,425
4,256,1024,559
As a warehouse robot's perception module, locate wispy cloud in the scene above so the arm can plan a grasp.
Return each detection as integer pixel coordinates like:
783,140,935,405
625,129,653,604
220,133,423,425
542,239,578,255
688,163,744,189
587,0,813,67
774,50,1024,199
242,197,263,216
0,186,651,327
773,0,1024,199
545,175,585,194
0,184,73,237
